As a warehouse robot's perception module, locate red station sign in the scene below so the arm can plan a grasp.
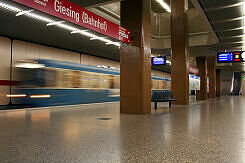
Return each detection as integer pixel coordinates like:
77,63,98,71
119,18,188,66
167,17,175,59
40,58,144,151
13,0,131,44
189,65,199,75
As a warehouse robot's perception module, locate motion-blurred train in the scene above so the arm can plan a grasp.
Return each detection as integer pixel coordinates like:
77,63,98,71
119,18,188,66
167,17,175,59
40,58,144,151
12,59,172,107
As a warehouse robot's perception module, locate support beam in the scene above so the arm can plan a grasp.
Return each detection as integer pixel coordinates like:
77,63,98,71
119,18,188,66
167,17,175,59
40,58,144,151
171,0,189,105
216,69,221,97
196,57,208,100
120,0,151,114
207,56,216,98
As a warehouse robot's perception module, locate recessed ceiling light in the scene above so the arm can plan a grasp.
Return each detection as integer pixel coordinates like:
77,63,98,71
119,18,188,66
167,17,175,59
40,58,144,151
47,21,65,26
16,9,34,17
155,0,171,12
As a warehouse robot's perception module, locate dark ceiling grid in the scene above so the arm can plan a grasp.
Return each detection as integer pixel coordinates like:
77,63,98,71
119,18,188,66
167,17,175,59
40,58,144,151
198,0,244,50
68,0,113,8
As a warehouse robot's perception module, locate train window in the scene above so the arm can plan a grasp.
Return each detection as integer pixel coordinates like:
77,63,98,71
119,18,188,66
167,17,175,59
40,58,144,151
45,69,56,87
102,74,110,89
71,71,81,88
109,75,114,89
162,81,166,89
97,73,105,89
80,71,89,88
114,76,120,89
88,72,96,88
16,68,45,88
62,70,72,88
55,69,64,88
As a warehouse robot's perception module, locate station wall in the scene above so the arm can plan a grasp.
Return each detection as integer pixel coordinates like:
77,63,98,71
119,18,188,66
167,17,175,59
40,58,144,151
221,70,233,95
81,54,120,69
0,37,11,105
0,36,169,105
241,73,245,96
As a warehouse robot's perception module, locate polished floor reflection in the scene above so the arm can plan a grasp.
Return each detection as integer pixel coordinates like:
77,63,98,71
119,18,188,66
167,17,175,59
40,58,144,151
0,96,245,162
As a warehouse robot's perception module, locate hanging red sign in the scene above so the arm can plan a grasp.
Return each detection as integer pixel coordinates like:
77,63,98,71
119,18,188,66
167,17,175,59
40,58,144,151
189,65,199,75
13,0,131,44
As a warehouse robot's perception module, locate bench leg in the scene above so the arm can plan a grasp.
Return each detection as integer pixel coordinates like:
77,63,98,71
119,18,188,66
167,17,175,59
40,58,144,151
155,102,157,110
169,101,172,108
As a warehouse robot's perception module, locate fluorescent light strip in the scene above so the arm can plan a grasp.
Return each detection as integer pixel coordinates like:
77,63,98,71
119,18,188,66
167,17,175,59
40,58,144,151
105,42,114,45
155,0,171,12
25,12,53,23
47,21,65,26
90,37,100,40
15,63,45,69
6,94,26,98
71,30,85,34
0,1,121,47
0,1,21,12
16,9,34,17
30,95,51,98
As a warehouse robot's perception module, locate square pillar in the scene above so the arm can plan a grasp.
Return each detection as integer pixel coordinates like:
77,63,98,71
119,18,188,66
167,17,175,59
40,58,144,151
207,56,216,98
171,0,189,105
216,69,221,97
120,0,151,114
196,57,208,100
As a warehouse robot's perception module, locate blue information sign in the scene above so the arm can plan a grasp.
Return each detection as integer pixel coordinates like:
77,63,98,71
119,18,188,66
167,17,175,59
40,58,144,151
218,53,233,62
152,57,165,65
217,51,245,63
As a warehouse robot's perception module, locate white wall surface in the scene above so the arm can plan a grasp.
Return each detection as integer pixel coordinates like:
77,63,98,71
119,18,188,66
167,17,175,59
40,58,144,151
241,73,245,96
81,54,120,69
0,36,11,105
12,40,80,64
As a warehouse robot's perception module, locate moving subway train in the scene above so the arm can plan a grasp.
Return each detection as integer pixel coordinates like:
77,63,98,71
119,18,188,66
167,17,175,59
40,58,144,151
12,59,172,107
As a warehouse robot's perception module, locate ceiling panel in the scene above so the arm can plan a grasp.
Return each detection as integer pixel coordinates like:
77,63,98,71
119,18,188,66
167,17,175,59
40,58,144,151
206,6,242,22
212,20,243,30
199,0,242,9
219,37,244,43
216,29,244,37
69,0,114,8
198,0,245,52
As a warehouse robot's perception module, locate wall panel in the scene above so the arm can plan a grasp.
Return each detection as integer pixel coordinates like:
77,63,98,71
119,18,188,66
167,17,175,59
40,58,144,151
0,36,11,105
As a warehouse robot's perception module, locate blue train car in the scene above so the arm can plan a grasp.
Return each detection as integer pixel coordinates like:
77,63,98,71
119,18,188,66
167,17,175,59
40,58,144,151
12,59,171,107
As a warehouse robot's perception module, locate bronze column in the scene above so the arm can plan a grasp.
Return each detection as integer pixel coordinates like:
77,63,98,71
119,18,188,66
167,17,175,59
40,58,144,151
171,0,189,105
196,57,208,100
120,0,151,114
216,69,221,97
207,56,216,98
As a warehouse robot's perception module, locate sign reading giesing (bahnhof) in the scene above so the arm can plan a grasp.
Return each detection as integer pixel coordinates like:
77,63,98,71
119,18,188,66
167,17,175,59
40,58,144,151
13,0,131,44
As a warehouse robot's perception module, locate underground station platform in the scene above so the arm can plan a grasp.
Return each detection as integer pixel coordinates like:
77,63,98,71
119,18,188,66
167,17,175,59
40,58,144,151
0,96,245,162
1,0,245,162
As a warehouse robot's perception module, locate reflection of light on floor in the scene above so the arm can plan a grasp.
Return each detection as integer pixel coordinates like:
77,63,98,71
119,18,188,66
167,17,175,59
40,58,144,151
6,110,26,118
5,110,27,126
187,109,201,133
31,110,50,124
231,97,234,114
62,123,82,146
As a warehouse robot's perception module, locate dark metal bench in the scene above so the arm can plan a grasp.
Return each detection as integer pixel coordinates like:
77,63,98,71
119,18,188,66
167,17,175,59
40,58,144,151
151,90,176,110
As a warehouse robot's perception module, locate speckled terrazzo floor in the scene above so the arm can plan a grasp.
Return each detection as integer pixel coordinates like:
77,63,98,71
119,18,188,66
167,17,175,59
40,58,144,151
0,96,245,162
